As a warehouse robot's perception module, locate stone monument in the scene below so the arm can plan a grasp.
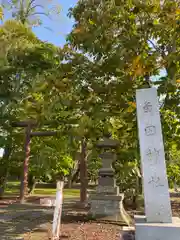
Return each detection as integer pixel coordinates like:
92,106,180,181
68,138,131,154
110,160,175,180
89,136,130,225
135,88,180,240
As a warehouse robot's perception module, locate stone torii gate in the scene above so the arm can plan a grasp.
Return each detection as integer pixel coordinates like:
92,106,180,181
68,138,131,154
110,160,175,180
12,120,58,203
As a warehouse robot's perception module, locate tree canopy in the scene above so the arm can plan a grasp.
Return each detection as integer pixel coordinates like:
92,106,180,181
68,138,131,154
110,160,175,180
0,0,180,203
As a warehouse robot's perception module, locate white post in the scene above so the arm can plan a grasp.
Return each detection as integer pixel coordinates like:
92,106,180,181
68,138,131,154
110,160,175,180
136,88,172,223
52,181,64,240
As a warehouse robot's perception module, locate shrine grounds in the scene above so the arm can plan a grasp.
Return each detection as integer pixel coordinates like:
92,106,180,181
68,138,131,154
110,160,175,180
0,182,180,240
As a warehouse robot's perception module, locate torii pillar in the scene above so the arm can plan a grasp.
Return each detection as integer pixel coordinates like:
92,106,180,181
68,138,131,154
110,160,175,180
12,120,58,203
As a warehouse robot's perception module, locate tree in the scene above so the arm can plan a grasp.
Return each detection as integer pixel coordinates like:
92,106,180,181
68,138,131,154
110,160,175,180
0,20,36,197
68,0,180,83
0,19,62,198
27,134,73,194
68,0,180,111
28,45,113,203
2,0,61,26
67,0,180,199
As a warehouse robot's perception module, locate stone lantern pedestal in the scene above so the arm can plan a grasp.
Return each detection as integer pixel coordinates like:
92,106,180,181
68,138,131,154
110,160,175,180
89,137,131,225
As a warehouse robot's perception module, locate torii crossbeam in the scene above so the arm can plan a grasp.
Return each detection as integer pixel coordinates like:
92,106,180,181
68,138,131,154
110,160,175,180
12,120,58,203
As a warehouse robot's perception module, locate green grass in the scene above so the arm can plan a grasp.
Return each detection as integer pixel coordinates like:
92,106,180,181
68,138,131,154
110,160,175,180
7,181,20,186
5,182,19,195
5,181,80,198
34,188,80,196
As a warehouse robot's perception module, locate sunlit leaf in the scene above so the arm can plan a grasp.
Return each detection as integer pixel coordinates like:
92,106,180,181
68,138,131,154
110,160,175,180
0,6,3,20
89,19,95,25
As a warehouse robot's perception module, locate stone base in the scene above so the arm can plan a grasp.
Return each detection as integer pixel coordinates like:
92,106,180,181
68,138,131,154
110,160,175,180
121,227,135,240
89,194,131,225
135,215,180,240
40,198,56,207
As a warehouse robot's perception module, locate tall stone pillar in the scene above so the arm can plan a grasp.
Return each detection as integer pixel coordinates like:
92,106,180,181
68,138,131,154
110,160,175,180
89,136,131,225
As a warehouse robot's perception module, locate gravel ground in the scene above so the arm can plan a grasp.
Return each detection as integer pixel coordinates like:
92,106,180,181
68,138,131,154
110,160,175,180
1,196,180,240
24,222,135,240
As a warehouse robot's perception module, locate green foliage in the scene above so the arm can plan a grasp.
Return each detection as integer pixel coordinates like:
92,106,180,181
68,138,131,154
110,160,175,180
30,136,74,181
87,148,101,182
67,0,180,194
0,0,180,200
167,143,180,187
68,0,180,118
0,5,3,20
69,0,180,82
115,159,140,194
0,19,67,195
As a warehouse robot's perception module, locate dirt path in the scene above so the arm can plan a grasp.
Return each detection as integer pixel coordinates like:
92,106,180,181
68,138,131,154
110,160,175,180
1,196,180,240
0,204,124,240
24,222,123,240
0,197,127,240
0,204,53,240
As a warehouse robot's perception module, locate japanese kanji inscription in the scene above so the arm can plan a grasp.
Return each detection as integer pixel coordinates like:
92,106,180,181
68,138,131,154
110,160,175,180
136,88,172,223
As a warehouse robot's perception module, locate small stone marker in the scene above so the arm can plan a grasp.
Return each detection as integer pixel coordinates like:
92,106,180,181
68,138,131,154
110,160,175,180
135,87,180,240
136,87,172,223
40,198,55,207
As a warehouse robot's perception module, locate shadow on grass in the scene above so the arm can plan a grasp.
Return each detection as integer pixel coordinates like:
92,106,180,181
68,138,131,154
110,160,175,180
0,208,53,240
0,199,89,239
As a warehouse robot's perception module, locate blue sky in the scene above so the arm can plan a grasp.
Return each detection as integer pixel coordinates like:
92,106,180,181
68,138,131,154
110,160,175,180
2,0,78,46
33,0,78,46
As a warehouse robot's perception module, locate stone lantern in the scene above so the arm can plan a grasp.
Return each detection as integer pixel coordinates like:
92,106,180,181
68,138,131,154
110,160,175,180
89,136,131,225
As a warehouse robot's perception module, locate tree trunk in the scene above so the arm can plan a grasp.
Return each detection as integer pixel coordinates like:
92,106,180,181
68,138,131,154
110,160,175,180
138,176,142,195
29,180,37,195
0,173,8,199
67,159,79,188
20,125,31,203
132,174,141,209
67,175,72,189
72,164,80,183
80,138,88,203
0,142,12,199
174,181,178,192
28,175,37,195
132,194,137,210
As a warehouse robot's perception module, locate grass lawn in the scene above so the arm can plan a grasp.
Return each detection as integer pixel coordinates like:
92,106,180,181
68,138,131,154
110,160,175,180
5,181,80,198
34,188,80,197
